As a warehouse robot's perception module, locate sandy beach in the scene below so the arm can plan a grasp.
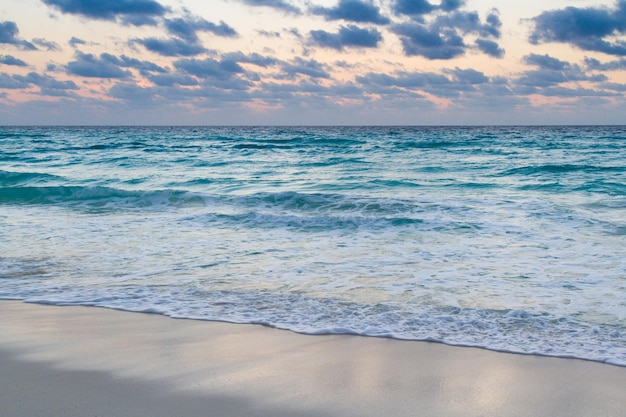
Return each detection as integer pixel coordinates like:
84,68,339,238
1,300,625,417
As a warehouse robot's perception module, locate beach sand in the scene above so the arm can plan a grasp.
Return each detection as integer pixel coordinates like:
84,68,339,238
1,300,624,417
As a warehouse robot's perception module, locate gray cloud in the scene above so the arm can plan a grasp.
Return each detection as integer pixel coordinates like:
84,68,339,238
164,17,237,42
357,70,450,89
524,54,569,71
134,38,207,57
0,55,28,67
66,52,132,78
174,57,245,80
280,57,330,79
392,0,436,16
475,38,504,58
240,0,300,14
0,21,37,50
538,86,618,98
66,52,168,79
440,0,465,12
311,0,390,25
147,73,199,87
15,72,79,90
446,67,488,85
599,82,626,91
0,73,30,89
515,54,608,92
529,0,626,56
101,53,168,73
392,0,466,16
68,37,87,47
392,10,503,59
41,0,168,23
392,23,465,59
310,25,382,50
584,57,626,71
221,52,278,68
134,15,237,58
257,30,281,38
0,71,79,94
356,68,498,99
32,38,61,51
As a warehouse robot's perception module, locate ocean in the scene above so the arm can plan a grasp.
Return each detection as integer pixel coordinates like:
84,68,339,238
1,125,625,365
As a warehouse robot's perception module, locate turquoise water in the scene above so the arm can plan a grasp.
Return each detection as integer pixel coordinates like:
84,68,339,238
1,126,625,365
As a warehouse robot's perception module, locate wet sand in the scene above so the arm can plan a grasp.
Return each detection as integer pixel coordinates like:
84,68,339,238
1,300,625,417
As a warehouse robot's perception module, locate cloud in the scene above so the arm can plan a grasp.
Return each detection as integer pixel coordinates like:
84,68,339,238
0,73,30,89
392,23,465,59
257,30,281,38
108,82,160,103
280,57,330,79
446,67,488,85
65,51,169,78
357,70,448,89
311,0,390,25
221,52,278,67
392,0,436,16
537,86,618,98
240,0,300,14
174,57,245,80
310,25,382,50
135,15,236,57
599,81,626,91
0,71,79,94
529,0,626,56
524,53,569,71
134,37,207,56
355,68,528,112
516,53,608,91
440,0,465,12
436,10,502,38
0,21,37,50
66,52,132,78
391,9,503,59
475,38,504,58
68,36,86,47
32,38,61,51
164,17,237,42
0,55,28,67
356,68,496,99
392,0,466,16
68,36,99,48
584,57,626,71
15,72,79,90
102,53,168,73
41,0,168,23
147,73,199,87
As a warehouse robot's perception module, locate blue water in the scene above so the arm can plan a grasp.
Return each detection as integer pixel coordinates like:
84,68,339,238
1,126,625,365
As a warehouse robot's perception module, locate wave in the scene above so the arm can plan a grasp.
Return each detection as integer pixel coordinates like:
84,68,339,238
0,183,205,210
189,211,426,232
0,170,64,186
0,182,464,231
575,181,626,196
10,293,625,366
395,140,466,149
0,173,425,216
227,191,428,217
500,164,625,176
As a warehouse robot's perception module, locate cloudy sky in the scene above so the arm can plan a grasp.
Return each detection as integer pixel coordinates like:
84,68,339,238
1,0,625,125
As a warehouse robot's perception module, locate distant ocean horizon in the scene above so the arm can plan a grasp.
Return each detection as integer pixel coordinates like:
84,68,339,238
1,125,625,365
3,124,626,127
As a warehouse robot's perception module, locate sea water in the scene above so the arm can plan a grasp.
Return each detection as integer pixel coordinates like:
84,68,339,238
1,126,625,365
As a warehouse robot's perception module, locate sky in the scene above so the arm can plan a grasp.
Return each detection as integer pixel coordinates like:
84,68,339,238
0,0,625,125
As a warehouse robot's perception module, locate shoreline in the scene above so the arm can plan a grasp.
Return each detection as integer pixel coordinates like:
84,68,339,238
1,300,625,417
